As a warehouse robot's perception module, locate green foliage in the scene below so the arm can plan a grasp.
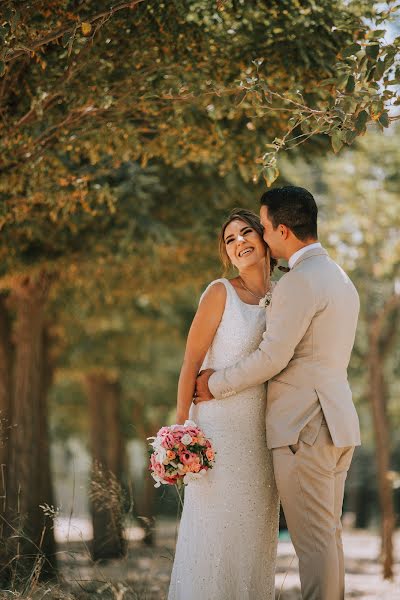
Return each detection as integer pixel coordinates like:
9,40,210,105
0,0,399,202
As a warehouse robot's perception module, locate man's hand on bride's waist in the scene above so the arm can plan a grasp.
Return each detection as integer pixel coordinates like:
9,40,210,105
194,369,215,404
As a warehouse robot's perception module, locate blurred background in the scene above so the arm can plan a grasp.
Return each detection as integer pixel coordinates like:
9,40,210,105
0,1,399,598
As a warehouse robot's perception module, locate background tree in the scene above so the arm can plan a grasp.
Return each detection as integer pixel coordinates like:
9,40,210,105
2,273,57,584
85,373,126,560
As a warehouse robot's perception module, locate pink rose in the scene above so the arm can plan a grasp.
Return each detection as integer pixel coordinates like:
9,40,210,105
172,425,185,434
150,453,165,479
184,424,201,437
180,451,200,466
157,426,170,437
161,432,176,449
171,429,184,443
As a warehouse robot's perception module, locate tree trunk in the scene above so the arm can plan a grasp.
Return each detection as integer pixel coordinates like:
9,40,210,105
131,401,158,546
37,326,57,578
5,273,57,584
0,295,12,469
137,460,157,546
0,294,13,575
85,373,125,560
368,329,395,580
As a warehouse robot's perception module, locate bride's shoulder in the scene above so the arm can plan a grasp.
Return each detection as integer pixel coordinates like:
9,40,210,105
201,278,228,296
199,278,228,306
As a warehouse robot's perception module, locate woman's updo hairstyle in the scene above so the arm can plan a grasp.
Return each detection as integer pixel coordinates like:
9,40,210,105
218,208,277,276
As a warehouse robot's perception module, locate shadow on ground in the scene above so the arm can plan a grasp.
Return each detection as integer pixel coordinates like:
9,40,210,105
6,519,397,599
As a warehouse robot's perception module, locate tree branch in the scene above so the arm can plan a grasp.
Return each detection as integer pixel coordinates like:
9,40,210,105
3,0,145,63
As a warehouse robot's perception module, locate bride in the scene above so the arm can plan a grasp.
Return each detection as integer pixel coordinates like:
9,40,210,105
168,209,279,600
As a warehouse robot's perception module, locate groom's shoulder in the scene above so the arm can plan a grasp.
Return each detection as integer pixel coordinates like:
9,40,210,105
293,251,338,277
274,268,314,298
275,255,329,295
294,253,358,297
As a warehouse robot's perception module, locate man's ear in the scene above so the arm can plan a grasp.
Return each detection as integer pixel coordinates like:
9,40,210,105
279,224,289,239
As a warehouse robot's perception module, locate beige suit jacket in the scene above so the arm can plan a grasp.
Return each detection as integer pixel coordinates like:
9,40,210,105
208,247,361,449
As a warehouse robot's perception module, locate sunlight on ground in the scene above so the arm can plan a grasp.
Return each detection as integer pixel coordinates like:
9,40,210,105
55,517,145,543
276,532,400,599
55,518,400,599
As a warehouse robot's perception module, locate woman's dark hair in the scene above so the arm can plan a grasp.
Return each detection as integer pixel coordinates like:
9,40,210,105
260,186,318,241
219,208,277,275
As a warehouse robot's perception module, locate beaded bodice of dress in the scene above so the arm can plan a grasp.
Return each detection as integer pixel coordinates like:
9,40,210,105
191,277,270,457
200,278,267,372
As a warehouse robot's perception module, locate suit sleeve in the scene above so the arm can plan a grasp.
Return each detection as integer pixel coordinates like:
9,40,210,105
208,271,317,399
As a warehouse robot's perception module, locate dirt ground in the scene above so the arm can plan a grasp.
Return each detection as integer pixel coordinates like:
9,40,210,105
55,518,400,600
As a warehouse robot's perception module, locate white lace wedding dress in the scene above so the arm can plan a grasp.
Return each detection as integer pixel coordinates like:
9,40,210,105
168,278,279,600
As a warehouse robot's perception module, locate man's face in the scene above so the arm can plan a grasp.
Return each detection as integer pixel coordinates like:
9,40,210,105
260,205,284,259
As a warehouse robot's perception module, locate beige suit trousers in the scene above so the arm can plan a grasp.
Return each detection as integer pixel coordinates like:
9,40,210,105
272,421,354,600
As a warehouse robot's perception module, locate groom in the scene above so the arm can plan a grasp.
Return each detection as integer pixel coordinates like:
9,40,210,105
195,186,361,600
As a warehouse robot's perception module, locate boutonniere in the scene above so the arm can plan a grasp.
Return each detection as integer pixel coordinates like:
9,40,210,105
258,291,273,308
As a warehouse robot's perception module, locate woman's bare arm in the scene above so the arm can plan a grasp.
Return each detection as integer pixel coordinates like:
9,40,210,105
175,283,226,423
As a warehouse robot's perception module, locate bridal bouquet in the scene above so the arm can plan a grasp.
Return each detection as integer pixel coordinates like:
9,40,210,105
148,420,216,488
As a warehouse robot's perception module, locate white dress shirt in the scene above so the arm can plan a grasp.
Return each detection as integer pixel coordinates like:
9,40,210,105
288,242,322,269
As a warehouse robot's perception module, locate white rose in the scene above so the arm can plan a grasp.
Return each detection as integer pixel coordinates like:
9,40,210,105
151,473,163,488
155,447,167,463
150,437,163,450
181,433,193,446
183,419,197,428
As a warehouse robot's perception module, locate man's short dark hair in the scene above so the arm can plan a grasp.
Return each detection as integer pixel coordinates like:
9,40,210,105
260,186,318,241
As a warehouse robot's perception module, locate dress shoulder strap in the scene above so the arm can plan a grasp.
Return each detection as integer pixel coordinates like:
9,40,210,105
198,277,233,305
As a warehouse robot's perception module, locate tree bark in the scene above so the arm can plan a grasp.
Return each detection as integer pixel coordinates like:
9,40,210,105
4,273,57,584
131,401,158,546
367,296,399,580
85,373,126,560
0,295,12,490
0,294,13,574
37,326,57,578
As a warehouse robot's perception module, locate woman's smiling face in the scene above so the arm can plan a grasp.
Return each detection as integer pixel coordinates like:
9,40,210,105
223,219,266,271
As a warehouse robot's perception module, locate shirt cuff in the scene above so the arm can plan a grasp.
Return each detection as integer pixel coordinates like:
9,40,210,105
208,371,235,400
